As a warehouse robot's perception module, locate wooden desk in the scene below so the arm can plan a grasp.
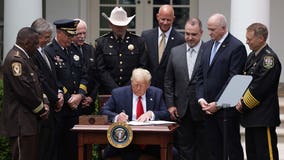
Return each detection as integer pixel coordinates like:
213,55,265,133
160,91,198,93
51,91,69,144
72,124,178,160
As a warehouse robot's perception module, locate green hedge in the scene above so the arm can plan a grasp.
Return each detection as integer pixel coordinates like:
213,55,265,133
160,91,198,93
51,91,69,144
0,79,11,160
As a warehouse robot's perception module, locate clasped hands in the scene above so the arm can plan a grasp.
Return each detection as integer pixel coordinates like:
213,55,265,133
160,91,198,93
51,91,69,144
199,99,219,115
116,111,153,123
68,94,84,110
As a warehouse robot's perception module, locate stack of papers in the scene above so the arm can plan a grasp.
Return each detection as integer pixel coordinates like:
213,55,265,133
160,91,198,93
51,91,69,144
127,120,176,126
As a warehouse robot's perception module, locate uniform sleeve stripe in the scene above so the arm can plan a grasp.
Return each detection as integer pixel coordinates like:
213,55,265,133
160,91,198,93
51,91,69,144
63,86,68,94
79,84,87,93
266,127,274,160
243,90,260,109
33,102,43,113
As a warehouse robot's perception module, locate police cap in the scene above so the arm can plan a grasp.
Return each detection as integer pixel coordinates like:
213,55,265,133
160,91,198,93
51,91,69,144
54,19,79,35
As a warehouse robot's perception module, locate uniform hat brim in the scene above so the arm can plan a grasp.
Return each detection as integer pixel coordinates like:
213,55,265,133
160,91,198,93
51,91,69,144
102,7,135,26
54,19,79,35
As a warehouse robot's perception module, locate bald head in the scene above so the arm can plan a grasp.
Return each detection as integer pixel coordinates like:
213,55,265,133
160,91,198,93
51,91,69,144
207,13,228,41
156,5,175,32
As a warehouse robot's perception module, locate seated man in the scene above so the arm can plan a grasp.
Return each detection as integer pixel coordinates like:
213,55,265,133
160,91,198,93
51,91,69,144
100,68,170,160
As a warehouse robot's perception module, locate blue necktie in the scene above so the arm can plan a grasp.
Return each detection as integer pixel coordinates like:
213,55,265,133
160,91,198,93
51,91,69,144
210,41,219,64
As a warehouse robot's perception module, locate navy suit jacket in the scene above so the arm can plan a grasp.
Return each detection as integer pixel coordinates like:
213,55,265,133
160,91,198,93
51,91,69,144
32,50,61,105
196,33,247,116
100,85,170,122
141,27,184,90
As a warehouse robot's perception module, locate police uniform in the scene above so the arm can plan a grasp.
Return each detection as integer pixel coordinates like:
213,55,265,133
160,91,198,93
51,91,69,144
240,44,282,160
95,31,147,94
45,19,87,160
70,42,97,115
0,45,47,160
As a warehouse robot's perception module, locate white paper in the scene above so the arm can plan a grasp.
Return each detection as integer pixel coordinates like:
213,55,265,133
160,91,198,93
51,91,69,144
217,75,252,108
127,120,176,126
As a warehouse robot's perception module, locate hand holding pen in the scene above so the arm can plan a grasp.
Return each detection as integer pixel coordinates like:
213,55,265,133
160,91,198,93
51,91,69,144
117,109,129,122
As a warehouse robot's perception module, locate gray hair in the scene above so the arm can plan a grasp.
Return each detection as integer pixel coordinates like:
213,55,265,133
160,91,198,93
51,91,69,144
31,18,53,35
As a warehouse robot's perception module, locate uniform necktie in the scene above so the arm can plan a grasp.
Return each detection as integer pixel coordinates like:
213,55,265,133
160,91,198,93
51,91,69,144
136,96,144,119
158,33,166,63
41,49,51,70
209,41,220,65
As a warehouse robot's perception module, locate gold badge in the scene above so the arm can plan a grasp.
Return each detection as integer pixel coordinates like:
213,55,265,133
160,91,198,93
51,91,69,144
263,56,274,69
107,122,133,148
12,62,22,76
128,44,134,51
73,55,80,61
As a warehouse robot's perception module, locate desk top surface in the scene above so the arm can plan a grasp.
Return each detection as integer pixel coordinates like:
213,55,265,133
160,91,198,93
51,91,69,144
72,124,178,132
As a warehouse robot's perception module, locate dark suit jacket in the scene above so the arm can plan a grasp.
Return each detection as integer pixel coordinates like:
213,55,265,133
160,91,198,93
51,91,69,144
32,49,61,106
100,85,170,122
196,33,247,117
141,27,184,90
164,42,205,121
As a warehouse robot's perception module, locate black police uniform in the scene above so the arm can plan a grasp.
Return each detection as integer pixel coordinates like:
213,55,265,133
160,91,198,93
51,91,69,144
240,44,282,160
95,31,147,94
70,42,98,115
45,38,88,160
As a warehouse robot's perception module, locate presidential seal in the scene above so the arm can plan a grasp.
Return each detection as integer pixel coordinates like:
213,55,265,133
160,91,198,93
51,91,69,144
107,122,133,148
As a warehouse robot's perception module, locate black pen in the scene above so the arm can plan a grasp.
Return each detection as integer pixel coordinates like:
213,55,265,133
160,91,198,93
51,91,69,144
122,109,129,122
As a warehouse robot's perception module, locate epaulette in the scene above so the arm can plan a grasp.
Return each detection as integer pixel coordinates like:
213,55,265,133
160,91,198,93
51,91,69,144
13,51,21,58
265,49,271,54
99,32,111,38
129,32,139,37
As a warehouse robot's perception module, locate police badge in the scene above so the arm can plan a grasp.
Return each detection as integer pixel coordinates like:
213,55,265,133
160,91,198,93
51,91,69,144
73,54,80,61
107,122,133,148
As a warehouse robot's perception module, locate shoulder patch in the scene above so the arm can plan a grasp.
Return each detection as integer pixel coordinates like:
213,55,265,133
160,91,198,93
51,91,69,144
12,62,22,76
263,55,274,69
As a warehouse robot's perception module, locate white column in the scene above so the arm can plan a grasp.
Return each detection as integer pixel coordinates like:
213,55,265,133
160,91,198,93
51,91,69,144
230,0,270,52
3,0,42,59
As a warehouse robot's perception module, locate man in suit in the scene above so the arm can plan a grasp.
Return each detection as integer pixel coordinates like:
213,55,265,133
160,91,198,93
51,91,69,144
100,68,170,160
164,18,205,160
196,13,247,160
45,19,88,160
96,7,147,94
141,4,184,90
31,18,64,160
236,23,281,160
0,27,49,160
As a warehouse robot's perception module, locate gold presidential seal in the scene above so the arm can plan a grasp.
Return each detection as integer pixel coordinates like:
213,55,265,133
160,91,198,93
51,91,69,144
107,122,133,148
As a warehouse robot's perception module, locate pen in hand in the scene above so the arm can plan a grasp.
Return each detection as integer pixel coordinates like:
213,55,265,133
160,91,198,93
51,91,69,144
120,109,129,122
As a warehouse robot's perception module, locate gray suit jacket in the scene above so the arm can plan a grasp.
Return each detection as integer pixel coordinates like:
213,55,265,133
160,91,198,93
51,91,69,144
164,42,205,121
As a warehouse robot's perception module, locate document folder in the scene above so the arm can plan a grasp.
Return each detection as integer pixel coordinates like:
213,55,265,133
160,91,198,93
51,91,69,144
217,75,252,108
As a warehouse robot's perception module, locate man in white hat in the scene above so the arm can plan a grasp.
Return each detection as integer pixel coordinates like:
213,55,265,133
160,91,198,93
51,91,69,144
95,6,148,94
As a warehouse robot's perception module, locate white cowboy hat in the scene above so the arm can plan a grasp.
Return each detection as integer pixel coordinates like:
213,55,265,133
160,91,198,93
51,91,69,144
102,7,135,26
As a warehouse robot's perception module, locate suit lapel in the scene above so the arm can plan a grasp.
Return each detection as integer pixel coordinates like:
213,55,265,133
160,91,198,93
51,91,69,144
145,88,155,111
160,29,176,64
192,43,204,77
153,28,159,64
127,87,134,120
180,44,190,82
210,34,230,67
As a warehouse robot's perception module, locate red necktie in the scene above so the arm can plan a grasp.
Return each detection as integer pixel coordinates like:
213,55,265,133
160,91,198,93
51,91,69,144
136,96,144,119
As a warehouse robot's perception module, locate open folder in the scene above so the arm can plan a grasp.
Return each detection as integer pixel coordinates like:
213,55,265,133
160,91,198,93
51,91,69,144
216,75,252,108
